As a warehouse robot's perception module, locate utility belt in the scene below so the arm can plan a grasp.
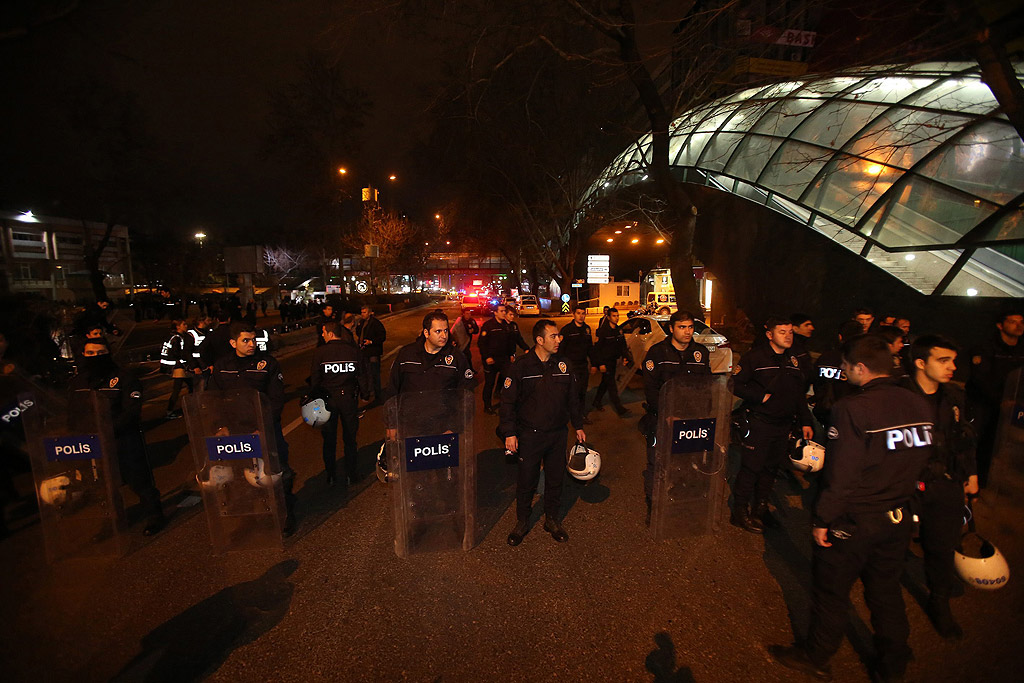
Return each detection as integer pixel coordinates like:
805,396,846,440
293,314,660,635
918,459,963,486
828,503,908,540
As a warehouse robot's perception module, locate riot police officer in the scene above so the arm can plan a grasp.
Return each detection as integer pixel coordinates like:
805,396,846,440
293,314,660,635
310,321,365,486
559,303,594,423
591,307,632,418
732,316,813,533
640,310,711,510
356,305,387,405
500,319,586,546
811,319,864,431
771,334,935,683
70,339,165,536
479,304,513,414
383,310,476,439
315,303,336,348
209,321,294,534
790,313,815,385
200,309,234,372
903,335,977,639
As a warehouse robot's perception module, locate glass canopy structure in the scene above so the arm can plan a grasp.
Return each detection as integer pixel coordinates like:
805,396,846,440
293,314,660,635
583,62,1024,297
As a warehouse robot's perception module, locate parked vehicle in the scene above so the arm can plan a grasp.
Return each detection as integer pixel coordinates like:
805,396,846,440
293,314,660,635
519,294,541,316
619,314,733,375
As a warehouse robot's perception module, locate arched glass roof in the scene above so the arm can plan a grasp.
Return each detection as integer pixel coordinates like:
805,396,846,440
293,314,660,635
584,62,1024,297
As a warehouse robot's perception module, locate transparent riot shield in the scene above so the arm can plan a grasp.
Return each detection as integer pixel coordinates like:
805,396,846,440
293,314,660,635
385,388,475,558
183,389,286,553
987,367,1024,505
650,374,731,540
22,389,125,562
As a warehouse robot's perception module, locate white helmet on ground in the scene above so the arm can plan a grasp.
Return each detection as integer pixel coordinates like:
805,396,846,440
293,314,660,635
301,396,331,427
955,533,1010,590
790,438,825,473
567,441,601,481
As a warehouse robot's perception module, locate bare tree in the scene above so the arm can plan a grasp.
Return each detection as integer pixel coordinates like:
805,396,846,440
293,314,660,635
264,246,313,278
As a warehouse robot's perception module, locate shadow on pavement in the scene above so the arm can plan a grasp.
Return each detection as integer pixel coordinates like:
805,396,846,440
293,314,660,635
644,631,695,683
110,559,299,683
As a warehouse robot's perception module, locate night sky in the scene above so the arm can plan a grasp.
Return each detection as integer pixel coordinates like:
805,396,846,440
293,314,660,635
0,0,444,237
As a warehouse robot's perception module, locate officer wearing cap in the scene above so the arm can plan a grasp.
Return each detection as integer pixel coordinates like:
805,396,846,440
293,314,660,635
500,319,586,546
383,310,476,440
69,339,165,536
209,320,294,535
731,316,814,533
771,334,936,682
902,334,977,639
310,320,366,486
640,310,710,512
559,303,594,424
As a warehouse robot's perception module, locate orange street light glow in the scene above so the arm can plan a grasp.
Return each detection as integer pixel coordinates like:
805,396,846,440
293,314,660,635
614,230,622,234
337,167,347,175
435,214,441,219
631,238,639,244
606,238,614,242
656,238,665,244
389,174,397,181
865,163,883,176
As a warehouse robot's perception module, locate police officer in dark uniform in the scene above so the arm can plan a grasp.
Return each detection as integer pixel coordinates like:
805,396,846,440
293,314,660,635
902,335,977,639
310,320,366,486
559,303,594,424
209,321,294,534
503,308,529,360
790,313,815,385
591,307,632,417
877,325,908,379
966,309,1023,483
640,310,711,510
479,303,513,414
771,334,935,683
315,303,336,348
500,319,586,546
810,319,864,431
200,309,234,373
731,316,814,533
357,305,388,404
70,339,165,536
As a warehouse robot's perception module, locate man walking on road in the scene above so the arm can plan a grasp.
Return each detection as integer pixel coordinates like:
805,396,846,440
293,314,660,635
357,305,387,405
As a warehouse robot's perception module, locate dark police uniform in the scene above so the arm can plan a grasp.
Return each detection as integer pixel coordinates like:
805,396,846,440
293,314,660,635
383,339,476,431
499,349,583,522
200,322,234,371
479,315,512,412
732,342,812,525
315,311,336,348
591,318,631,414
504,317,529,358
790,333,814,386
69,361,164,531
811,349,858,430
310,338,364,484
902,374,975,634
799,377,935,679
966,333,1023,482
356,313,387,402
559,319,593,414
640,337,711,503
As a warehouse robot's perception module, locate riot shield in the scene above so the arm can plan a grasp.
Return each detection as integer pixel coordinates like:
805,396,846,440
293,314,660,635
385,388,475,558
987,367,1024,506
183,389,286,553
22,389,125,562
650,374,731,540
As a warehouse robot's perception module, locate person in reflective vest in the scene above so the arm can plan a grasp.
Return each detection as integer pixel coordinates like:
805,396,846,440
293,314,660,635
160,320,191,419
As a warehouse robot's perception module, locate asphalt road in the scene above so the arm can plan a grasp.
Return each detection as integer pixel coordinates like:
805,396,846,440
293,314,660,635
2,303,1022,682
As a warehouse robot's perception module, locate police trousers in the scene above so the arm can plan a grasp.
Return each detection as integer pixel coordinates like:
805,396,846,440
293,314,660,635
117,431,163,524
516,427,568,521
572,366,589,415
806,508,913,677
593,364,624,412
733,422,790,510
482,358,509,410
916,477,964,600
321,396,359,480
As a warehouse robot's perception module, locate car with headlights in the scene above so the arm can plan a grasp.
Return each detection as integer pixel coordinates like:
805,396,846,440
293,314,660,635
519,294,541,316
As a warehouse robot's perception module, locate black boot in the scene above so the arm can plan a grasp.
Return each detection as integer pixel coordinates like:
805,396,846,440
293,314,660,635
507,519,529,546
543,516,569,542
926,596,963,640
730,504,764,534
755,501,781,529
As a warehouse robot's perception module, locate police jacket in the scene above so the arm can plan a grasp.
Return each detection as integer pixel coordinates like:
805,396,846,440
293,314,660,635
559,320,593,370
591,319,629,367
450,316,479,352
315,313,335,347
200,323,234,369
811,349,859,423
900,376,976,482
159,332,186,373
383,340,476,427
967,335,1024,405
69,365,143,437
790,334,814,386
356,316,387,358
209,353,286,417
641,337,711,414
814,377,934,527
184,327,206,370
310,339,365,405
499,348,584,437
478,317,510,364
504,319,529,356
734,343,812,427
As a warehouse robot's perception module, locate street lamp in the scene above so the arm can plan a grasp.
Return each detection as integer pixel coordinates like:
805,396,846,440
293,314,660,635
195,231,206,247
389,174,397,181
338,167,348,175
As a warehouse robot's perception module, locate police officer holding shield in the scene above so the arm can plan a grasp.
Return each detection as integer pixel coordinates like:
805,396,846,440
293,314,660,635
310,320,365,486
209,321,294,534
731,316,814,533
500,319,585,546
640,310,711,511
902,335,977,639
69,339,165,536
771,334,936,682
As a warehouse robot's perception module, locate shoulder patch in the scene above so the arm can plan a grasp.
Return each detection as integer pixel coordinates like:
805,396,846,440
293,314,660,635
480,330,487,336
645,359,654,372
827,426,839,440
445,354,453,365
257,360,267,370
465,368,474,380
693,350,702,363
952,405,960,422
504,377,512,389
558,361,567,373
790,356,799,368
109,377,118,388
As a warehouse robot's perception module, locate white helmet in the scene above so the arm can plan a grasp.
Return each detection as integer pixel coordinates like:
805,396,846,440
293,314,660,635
301,397,331,427
955,533,1010,590
200,464,235,490
38,474,73,506
567,441,601,481
244,459,281,488
790,438,825,473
